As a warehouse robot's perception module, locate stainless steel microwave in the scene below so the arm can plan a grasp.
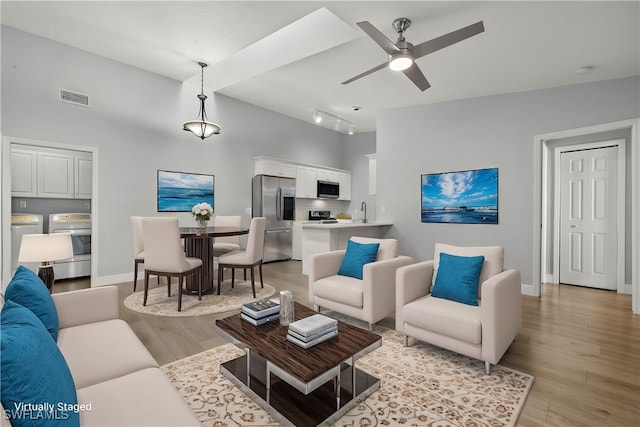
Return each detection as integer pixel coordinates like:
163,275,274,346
317,180,339,199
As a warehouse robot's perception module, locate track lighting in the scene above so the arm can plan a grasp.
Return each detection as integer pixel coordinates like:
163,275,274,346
311,110,355,135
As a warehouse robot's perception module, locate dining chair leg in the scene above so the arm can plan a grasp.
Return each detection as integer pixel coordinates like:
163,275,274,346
167,276,171,297
259,263,264,288
178,275,183,312
133,261,139,292
250,266,256,298
143,271,150,306
244,269,247,281
231,269,235,288
197,268,202,301
217,266,223,295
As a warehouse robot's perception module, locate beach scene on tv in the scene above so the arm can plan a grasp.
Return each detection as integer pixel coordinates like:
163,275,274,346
157,170,214,212
421,168,498,224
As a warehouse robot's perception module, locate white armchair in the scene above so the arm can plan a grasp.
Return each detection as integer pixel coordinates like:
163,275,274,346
395,243,521,374
309,237,413,331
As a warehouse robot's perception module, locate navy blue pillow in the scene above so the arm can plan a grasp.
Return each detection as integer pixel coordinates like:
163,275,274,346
337,240,380,280
5,265,60,341
0,300,79,427
431,252,485,306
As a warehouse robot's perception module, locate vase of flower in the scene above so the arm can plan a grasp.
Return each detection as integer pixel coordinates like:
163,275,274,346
192,202,213,228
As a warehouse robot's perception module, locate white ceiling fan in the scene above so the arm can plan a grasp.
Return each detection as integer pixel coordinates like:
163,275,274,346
343,18,485,91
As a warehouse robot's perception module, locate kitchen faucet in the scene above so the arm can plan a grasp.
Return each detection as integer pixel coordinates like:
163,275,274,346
361,201,367,223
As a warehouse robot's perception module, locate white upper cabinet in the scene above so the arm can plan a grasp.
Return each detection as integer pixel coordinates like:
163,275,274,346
11,148,38,197
11,145,92,199
75,154,93,199
296,166,318,198
317,169,340,183
37,151,74,198
254,158,296,178
337,172,351,201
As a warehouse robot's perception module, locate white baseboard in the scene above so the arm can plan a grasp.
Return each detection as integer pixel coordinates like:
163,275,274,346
521,283,539,297
92,273,131,287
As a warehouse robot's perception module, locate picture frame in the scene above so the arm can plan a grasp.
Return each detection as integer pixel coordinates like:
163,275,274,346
421,167,498,224
157,170,214,212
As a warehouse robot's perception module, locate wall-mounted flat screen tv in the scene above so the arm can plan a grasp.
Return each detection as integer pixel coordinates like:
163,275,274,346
421,167,498,224
157,170,214,212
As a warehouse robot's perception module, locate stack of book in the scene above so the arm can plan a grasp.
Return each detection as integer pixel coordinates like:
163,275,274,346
286,314,338,349
241,298,280,326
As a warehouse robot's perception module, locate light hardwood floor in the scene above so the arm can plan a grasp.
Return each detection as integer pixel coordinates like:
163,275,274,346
55,260,639,427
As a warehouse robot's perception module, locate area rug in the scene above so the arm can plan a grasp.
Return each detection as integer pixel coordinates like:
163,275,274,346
124,280,276,317
162,324,534,426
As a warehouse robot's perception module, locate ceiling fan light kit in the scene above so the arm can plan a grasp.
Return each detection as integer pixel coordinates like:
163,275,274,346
343,17,485,91
183,62,221,140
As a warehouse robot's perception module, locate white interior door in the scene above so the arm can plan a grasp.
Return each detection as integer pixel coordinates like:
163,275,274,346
559,146,618,289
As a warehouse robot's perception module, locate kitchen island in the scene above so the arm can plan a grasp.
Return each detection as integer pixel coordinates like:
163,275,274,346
301,222,393,274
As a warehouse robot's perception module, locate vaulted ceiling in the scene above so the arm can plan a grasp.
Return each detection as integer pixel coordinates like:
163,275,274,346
2,1,638,132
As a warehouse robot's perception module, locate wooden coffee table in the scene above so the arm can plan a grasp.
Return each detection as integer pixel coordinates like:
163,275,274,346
215,302,382,427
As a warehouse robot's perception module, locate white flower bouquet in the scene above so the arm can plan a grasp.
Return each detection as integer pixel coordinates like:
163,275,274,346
191,202,213,222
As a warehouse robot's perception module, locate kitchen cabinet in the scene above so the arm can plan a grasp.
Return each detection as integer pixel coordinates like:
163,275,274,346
75,154,93,198
317,168,340,183
337,172,351,201
254,158,296,178
11,148,37,197
295,166,318,198
11,145,92,199
38,151,74,198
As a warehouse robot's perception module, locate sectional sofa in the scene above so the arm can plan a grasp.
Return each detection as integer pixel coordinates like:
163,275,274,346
1,266,200,427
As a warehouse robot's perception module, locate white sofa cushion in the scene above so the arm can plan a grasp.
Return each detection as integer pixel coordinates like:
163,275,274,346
77,368,201,426
57,319,158,389
312,275,363,308
402,295,482,344
351,237,398,261
432,243,504,296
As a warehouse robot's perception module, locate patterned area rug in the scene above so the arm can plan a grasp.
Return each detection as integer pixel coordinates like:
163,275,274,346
162,323,533,426
123,280,275,317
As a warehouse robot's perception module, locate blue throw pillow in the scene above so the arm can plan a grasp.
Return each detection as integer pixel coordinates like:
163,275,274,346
0,300,80,427
431,252,485,306
337,240,380,280
5,265,60,341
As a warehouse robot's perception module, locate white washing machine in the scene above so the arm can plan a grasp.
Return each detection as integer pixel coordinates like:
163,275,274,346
11,213,43,274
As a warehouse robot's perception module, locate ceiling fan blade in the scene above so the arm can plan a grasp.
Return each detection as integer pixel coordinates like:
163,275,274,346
412,21,485,59
357,21,400,55
402,63,431,91
342,61,388,85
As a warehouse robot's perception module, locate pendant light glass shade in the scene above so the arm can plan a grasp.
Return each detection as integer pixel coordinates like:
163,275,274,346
183,62,221,140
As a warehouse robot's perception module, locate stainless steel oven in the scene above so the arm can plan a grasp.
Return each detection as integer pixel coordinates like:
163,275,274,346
48,213,91,279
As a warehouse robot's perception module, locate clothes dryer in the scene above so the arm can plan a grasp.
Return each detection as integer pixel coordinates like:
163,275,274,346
11,213,43,274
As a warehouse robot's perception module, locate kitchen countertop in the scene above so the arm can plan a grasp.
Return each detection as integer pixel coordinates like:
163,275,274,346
301,221,393,229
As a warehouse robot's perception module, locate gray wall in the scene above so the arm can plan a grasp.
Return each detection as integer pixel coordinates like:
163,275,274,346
342,132,376,221
1,26,358,281
376,76,639,287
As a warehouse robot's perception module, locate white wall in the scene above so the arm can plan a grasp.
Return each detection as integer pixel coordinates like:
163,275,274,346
376,76,640,288
1,26,358,284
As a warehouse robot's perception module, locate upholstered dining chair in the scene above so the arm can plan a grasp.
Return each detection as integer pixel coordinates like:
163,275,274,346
142,217,203,312
395,243,522,374
217,217,266,298
212,215,242,255
130,216,145,292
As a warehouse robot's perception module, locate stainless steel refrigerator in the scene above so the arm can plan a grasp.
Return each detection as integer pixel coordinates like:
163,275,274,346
252,175,296,262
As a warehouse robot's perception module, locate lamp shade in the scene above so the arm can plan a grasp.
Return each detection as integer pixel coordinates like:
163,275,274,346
183,120,221,139
18,234,74,263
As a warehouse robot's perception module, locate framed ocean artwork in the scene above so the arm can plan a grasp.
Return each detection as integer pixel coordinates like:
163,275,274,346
421,168,498,224
157,170,214,212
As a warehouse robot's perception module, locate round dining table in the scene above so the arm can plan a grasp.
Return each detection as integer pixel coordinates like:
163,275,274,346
180,226,249,294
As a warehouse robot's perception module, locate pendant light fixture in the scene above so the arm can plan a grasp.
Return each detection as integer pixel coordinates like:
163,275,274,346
183,62,221,140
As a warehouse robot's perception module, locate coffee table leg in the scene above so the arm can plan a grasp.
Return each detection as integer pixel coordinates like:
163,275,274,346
266,361,271,404
335,371,341,410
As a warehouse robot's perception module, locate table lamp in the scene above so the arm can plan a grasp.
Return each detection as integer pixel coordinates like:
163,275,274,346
18,233,74,293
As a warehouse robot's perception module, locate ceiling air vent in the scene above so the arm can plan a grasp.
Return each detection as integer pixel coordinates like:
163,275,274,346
59,89,90,107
